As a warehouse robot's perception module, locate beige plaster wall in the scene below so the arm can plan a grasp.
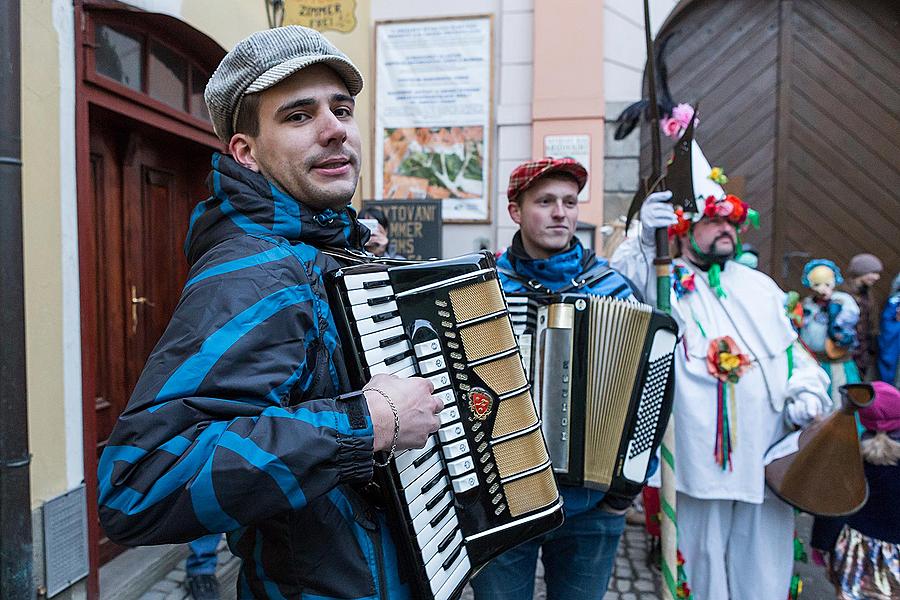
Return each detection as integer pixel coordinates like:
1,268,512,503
22,0,77,509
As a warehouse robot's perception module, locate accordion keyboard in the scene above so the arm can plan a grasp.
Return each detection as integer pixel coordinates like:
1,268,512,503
341,270,473,600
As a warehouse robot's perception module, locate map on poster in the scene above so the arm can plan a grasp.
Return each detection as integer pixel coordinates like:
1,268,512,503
375,17,492,223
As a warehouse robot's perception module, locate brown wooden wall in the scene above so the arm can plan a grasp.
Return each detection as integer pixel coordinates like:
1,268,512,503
642,0,900,297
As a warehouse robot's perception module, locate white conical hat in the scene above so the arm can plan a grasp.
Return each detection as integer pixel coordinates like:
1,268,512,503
689,140,725,220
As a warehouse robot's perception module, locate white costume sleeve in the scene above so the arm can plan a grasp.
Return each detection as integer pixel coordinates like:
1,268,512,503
610,233,657,306
783,340,833,421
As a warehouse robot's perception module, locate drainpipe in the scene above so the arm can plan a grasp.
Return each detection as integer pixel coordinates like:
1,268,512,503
0,1,34,597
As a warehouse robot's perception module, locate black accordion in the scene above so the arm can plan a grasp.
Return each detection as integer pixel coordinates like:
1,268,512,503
325,251,564,600
506,293,678,498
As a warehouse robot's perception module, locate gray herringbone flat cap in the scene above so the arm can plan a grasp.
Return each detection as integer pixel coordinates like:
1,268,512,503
204,25,364,143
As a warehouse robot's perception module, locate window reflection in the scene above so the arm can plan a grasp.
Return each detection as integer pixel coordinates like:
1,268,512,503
95,25,142,91
148,43,187,111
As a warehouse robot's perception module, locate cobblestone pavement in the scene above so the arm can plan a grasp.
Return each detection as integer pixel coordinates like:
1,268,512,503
147,516,834,599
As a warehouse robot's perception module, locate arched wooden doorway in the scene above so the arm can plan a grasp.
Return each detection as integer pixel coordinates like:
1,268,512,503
640,0,899,295
74,2,226,595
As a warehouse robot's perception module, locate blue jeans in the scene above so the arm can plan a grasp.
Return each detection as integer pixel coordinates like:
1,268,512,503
186,534,221,576
470,505,625,600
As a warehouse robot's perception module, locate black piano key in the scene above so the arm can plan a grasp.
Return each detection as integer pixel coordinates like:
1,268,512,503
438,526,460,553
379,334,407,348
413,446,440,469
372,310,399,323
425,486,450,510
441,542,464,571
362,279,390,289
383,351,411,366
421,471,443,495
429,498,453,526
367,295,394,306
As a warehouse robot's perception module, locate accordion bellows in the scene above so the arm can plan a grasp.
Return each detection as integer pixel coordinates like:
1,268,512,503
508,294,678,497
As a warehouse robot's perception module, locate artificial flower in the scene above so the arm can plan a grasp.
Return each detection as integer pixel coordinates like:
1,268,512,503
671,103,696,128
668,207,692,238
661,117,682,140
672,264,696,298
706,336,751,383
708,166,729,185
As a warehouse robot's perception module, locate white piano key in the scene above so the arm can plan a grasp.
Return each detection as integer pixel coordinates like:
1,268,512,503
346,287,394,306
439,405,460,425
403,460,444,505
446,455,474,477
394,436,436,472
436,389,456,406
418,355,445,375
354,314,402,337
452,472,479,494
414,339,442,358
433,551,470,600
442,438,470,460
424,529,463,580
343,272,389,291
438,422,465,444
363,338,411,366
419,510,458,566
411,491,453,548
427,371,452,391
351,299,398,321
359,325,405,352
392,364,419,378
399,449,440,488
369,355,415,376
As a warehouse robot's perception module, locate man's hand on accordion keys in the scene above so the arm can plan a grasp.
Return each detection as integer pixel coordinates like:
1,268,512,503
364,374,443,454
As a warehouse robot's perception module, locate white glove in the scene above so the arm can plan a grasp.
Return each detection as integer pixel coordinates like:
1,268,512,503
639,190,677,246
784,391,823,427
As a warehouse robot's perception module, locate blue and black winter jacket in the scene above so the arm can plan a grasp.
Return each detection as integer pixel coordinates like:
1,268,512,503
99,154,411,599
497,233,639,516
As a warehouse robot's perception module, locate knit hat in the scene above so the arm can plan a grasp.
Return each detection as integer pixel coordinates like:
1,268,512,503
846,253,883,277
204,26,364,143
507,158,587,203
858,381,900,433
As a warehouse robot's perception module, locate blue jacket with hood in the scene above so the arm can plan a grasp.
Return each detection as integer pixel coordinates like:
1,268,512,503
98,154,411,599
496,232,642,515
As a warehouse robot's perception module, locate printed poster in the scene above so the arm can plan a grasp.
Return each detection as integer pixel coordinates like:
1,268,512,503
375,16,493,223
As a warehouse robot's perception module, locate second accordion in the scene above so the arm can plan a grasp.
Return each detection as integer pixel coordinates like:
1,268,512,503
507,293,678,498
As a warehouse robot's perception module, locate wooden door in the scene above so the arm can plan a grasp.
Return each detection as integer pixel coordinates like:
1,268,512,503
642,0,899,295
88,109,208,563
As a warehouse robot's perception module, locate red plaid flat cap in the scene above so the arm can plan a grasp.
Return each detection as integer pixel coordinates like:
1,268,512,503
507,157,587,202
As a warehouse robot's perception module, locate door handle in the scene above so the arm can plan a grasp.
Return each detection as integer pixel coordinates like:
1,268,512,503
131,285,156,333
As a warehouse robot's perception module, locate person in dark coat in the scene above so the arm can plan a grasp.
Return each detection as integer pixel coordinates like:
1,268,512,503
846,253,884,378
97,26,442,599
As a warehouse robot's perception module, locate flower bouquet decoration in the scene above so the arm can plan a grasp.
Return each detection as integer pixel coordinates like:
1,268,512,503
706,336,751,470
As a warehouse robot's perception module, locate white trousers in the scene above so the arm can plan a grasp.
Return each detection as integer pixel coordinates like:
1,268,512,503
677,491,795,600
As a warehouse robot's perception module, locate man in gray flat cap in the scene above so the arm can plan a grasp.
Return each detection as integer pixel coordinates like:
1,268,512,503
98,26,442,600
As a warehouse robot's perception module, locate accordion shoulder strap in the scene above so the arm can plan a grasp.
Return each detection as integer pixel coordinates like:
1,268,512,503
496,262,614,294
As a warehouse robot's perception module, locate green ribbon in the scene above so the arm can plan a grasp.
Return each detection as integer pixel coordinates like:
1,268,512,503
707,262,726,298
746,208,760,230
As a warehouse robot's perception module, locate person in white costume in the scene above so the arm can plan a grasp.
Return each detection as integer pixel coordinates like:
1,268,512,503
611,142,830,599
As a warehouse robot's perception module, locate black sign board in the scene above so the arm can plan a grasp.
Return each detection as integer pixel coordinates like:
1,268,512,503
361,200,442,260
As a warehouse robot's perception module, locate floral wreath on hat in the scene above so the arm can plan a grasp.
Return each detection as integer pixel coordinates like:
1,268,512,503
668,167,759,238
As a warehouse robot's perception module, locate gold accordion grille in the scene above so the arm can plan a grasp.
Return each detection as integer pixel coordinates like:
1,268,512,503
493,428,549,479
492,391,538,439
458,317,516,361
449,279,505,323
473,354,527,396
502,466,559,517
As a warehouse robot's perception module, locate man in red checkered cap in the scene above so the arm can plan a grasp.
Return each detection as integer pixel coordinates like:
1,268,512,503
470,158,644,599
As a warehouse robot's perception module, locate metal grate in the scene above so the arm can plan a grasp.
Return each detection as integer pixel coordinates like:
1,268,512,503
43,485,89,597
